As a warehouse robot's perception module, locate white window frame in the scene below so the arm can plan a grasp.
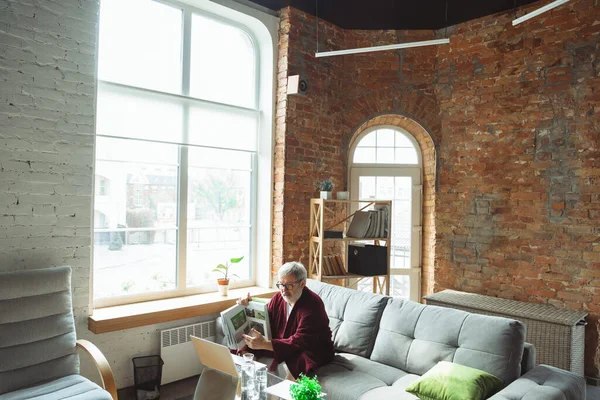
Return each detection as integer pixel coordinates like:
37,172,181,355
349,126,423,302
92,0,276,308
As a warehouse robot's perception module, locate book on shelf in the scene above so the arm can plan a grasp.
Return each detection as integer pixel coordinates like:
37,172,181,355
321,255,346,276
346,206,390,239
335,254,346,275
220,298,271,349
324,230,343,239
346,211,371,238
323,256,333,276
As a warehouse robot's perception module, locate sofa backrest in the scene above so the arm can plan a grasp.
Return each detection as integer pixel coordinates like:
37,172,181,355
306,279,389,358
370,298,525,385
0,266,79,394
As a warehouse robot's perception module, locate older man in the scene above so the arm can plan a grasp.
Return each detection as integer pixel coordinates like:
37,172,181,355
240,261,334,378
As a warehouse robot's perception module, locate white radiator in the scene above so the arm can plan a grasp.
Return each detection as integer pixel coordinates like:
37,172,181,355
160,320,216,385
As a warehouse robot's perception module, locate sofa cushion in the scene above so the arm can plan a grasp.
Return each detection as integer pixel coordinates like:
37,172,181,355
488,365,587,400
314,364,387,400
306,280,389,358
371,298,525,385
405,361,503,400
357,375,421,400
318,353,408,386
0,374,113,400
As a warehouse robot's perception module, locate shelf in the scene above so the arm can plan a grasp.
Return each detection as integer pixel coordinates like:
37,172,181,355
311,236,389,242
314,273,388,279
311,199,392,204
309,198,391,295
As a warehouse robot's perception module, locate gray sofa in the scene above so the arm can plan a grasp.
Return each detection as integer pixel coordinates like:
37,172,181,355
305,279,586,400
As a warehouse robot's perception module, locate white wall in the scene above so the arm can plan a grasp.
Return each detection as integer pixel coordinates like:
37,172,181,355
0,0,277,389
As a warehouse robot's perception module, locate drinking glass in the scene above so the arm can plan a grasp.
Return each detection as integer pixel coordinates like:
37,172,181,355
254,367,267,393
241,353,256,400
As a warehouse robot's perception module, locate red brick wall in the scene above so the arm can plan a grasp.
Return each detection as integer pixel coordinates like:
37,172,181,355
273,9,347,273
433,0,600,377
275,0,600,376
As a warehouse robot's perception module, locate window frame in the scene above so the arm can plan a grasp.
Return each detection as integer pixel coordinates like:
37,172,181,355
93,0,269,308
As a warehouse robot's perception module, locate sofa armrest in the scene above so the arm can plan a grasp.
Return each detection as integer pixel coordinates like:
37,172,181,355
76,339,118,400
521,342,536,375
488,364,586,400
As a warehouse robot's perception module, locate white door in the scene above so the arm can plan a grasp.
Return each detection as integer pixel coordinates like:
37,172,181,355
350,168,422,301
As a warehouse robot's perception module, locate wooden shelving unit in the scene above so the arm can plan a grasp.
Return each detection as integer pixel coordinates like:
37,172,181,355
308,198,392,295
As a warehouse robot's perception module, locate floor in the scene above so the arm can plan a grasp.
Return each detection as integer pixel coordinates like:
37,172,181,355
117,375,199,400
589,384,600,400
116,376,600,400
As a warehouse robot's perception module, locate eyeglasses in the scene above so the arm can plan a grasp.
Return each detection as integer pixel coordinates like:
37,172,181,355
275,281,300,290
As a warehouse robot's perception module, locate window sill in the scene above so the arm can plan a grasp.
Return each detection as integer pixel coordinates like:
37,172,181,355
88,286,278,334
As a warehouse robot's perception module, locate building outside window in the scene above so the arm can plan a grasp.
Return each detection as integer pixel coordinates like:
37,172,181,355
93,0,272,306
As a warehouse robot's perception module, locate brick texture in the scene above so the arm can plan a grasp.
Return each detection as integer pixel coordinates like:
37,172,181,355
0,0,218,388
276,0,600,377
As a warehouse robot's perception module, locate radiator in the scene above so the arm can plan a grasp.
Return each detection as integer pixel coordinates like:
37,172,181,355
160,320,216,385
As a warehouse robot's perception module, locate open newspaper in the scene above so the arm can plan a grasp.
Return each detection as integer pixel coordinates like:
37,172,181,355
221,298,272,349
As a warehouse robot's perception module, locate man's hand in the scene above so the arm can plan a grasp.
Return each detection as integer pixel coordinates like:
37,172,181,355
236,292,252,306
243,329,272,351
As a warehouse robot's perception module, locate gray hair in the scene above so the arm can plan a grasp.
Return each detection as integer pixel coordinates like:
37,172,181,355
278,261,307,282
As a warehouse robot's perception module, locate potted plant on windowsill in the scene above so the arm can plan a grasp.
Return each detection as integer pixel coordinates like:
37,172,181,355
316,178,334,200
213,256,243,296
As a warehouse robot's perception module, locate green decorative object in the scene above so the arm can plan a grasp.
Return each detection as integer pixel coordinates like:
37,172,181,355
405,361,503,400
290,374,325,400
315,178,334,192
212,256,244,281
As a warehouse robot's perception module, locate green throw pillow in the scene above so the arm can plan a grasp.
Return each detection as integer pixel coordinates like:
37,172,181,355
405,361,503,400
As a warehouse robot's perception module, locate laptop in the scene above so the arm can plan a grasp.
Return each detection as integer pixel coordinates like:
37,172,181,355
190,335,266,378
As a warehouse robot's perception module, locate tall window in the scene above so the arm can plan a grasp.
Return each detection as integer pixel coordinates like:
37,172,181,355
94,0,266,305
350,127,422,302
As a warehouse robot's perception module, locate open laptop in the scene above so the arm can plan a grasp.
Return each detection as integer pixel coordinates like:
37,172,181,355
190,335,266,377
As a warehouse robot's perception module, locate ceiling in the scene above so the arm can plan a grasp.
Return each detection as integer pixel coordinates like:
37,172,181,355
243,0,543,30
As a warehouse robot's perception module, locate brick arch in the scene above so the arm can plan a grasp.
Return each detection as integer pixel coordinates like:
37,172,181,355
348,114,437,299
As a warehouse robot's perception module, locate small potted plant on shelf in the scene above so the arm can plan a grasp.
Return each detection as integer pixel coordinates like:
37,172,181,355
213,256,243,296
316,178,334,200
290,374,325,400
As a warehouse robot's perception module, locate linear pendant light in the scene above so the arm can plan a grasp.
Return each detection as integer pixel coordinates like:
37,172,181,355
512,0,569,26
314,38,450,58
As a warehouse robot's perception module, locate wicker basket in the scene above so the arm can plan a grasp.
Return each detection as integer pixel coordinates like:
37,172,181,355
424,290,588,376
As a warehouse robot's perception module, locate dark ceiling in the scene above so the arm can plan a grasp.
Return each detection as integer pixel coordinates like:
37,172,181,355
244,0,543,30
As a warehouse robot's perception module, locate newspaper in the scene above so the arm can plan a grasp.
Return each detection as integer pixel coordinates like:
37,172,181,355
221,298,272,349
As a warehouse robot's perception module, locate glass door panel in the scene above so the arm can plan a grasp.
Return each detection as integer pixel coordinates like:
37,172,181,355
351,167,421,301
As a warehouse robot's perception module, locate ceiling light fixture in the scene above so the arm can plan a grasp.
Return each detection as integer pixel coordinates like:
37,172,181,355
315,39,450,58
512,0,569,26
314,0,450,58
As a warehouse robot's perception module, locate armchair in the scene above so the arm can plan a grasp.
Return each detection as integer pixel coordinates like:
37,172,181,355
0,266,117,400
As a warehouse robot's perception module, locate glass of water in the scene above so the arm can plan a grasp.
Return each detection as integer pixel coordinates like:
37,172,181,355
254,367,268,394
241,353,256,399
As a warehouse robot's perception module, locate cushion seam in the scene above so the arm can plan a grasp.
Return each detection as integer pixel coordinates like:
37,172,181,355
0,288,71,302
404,305,427,369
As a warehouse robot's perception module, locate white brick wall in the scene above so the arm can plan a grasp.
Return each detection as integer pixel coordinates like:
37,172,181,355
0,0,219,389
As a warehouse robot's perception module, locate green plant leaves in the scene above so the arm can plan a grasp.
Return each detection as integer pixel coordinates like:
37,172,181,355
290,374,323,400
230,256,244,263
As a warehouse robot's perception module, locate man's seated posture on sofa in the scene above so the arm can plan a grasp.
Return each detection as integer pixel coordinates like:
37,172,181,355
239,261,334,378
